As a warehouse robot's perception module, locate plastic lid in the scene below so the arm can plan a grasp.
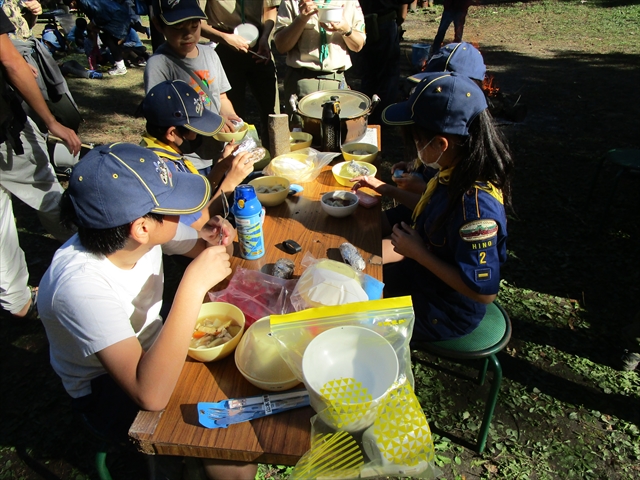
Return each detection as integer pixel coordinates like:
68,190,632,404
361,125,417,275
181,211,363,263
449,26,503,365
235,317,297,383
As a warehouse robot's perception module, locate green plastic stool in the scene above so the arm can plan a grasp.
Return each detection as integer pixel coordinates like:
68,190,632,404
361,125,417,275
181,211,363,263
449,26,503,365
413,302,512,454
588,148,640,218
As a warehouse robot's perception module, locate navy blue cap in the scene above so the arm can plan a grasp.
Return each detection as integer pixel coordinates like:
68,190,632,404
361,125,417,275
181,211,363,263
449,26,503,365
409,42,486,83
68,143,211,228
152,0,206,26
383,72,488,136
142,80,224,136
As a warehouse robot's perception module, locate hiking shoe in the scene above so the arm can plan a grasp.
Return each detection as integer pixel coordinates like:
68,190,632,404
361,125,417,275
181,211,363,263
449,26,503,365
88,70,103,79
621,350,640,371
108,65,127,76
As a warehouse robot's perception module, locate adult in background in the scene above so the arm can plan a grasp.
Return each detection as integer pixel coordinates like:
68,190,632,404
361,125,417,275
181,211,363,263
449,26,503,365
274,0,366,118
353,0,413,126
1,8,81,319
1,0,41,40
430,0,473,57
201,0,280,141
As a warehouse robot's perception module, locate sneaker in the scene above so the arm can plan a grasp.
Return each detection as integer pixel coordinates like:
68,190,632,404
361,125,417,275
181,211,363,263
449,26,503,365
108,65,127,76
135,59,147,67
88,70,103,79
621,350,640,371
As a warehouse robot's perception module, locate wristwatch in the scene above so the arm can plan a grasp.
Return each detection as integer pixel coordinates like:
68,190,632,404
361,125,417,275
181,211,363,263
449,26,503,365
343,28,353,37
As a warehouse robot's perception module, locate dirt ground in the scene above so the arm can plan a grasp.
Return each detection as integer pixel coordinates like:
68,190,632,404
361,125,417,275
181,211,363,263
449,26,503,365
1,2,639,479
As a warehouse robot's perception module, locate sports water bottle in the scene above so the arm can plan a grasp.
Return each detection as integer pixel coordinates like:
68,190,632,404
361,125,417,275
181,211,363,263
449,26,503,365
231,185,265,260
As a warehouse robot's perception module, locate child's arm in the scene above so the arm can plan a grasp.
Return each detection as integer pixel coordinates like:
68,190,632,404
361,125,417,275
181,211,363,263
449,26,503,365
390,222,497,304
351,175,422,210
95,245,232,411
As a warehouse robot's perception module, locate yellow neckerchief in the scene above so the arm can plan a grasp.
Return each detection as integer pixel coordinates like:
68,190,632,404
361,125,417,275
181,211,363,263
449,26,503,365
411,167,454,224
140,133,200,174
411,167,504,225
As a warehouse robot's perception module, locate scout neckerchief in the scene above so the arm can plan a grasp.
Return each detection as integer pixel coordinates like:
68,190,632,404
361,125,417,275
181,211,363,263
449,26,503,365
318,0,332,63
140,133,200,174
411,167,504,225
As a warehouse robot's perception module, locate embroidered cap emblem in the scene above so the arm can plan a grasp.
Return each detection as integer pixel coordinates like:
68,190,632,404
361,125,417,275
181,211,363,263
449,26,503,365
154,160,173,187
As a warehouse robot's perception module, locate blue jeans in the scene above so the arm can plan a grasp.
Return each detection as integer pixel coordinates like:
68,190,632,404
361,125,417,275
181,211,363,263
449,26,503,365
431,7,469,55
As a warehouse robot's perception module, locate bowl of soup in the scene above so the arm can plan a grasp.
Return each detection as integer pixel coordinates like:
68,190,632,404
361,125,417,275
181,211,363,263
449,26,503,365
321,190,359,218
187,302,245,362
248,175,291,207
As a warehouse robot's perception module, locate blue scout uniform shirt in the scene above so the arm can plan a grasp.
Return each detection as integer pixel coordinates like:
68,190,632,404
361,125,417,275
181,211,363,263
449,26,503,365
140,134,204,227
409,181,507,341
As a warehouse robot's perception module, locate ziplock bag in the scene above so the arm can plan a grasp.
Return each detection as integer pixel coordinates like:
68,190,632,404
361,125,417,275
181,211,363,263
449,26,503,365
289,253,384,311
263,148,339,183
208,268,297,328
270,297,438,479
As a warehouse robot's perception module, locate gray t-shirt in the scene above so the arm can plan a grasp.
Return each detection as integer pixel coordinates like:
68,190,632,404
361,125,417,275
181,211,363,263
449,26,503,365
144,44,232,169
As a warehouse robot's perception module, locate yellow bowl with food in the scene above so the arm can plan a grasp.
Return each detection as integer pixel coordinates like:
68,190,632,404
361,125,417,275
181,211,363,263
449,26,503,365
331,161,377,187
213,122,249,143
248,175,291,207
187,302,245,362
289,132,313,151
341,142,379,163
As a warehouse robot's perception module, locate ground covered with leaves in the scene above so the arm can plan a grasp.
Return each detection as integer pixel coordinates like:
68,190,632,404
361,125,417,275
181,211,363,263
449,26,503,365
1,0,639,479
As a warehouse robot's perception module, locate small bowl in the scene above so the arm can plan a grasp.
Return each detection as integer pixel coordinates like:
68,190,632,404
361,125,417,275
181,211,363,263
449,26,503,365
321,190,359,218
213,122,249,143
235,316,301,391
289,132,313,151
187,302,245,362
341,143,379,163
318,5,343,23
331,161,377,187
248,175,290,207
233,23,259,48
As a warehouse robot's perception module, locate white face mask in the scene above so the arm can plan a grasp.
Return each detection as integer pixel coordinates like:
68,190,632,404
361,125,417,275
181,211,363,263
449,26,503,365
416,137,444,170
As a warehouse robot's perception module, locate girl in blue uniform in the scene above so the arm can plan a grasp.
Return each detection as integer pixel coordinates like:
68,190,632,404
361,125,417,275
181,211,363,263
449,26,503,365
353,72,513,341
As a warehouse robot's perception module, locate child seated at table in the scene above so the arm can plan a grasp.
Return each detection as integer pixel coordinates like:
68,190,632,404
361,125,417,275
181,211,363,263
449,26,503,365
137,79,254,231
37,143,257,480
352,72,513,342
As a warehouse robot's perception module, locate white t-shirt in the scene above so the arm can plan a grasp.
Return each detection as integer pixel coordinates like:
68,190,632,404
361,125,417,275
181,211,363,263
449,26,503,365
38,223,198,398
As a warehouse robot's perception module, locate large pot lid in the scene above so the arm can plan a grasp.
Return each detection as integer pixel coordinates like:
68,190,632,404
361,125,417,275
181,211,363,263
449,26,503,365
297,89,371,120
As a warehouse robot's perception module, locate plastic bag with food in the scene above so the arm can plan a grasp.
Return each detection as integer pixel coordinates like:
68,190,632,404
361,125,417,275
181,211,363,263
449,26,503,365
263,148,339,183
208,268,297,328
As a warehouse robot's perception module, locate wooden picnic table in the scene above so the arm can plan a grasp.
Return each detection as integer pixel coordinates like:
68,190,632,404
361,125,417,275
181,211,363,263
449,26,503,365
129,128,384,465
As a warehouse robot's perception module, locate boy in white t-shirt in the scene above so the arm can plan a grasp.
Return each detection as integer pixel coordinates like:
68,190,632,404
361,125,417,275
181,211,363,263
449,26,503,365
37,143,257,479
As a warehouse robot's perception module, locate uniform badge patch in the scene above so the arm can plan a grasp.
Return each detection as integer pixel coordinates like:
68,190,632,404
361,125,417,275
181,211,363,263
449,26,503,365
475,268,492,282
459,219,498,242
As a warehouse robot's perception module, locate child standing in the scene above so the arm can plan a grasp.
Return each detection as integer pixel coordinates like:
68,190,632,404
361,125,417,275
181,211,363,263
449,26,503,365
138,79,254,231
145,0,241,175
353,72,513,342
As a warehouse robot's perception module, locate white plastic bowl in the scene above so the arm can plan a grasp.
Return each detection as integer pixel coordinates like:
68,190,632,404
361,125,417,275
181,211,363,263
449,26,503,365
318,5,343,23
321,190,359,218
234,23,259,48
302,326,398,432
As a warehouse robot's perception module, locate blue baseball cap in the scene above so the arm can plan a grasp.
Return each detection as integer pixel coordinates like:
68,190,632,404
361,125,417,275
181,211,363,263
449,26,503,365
383,72,488,136
409,42,486,83
152,0,206,25
42,31,61,51
68,143,211,228
142,80,224,135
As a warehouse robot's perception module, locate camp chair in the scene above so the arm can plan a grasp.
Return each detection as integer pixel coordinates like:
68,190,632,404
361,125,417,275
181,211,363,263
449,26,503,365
412,302,512,454
588,148,640,219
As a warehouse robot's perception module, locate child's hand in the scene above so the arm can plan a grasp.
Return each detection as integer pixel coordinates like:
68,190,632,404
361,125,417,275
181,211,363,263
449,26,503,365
390,221,425,259
200,215,235,247
184,245,232,293
223,151,254,188
393,174,427,194
220,115,243,132
351,174,386,193
391,161,410,174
